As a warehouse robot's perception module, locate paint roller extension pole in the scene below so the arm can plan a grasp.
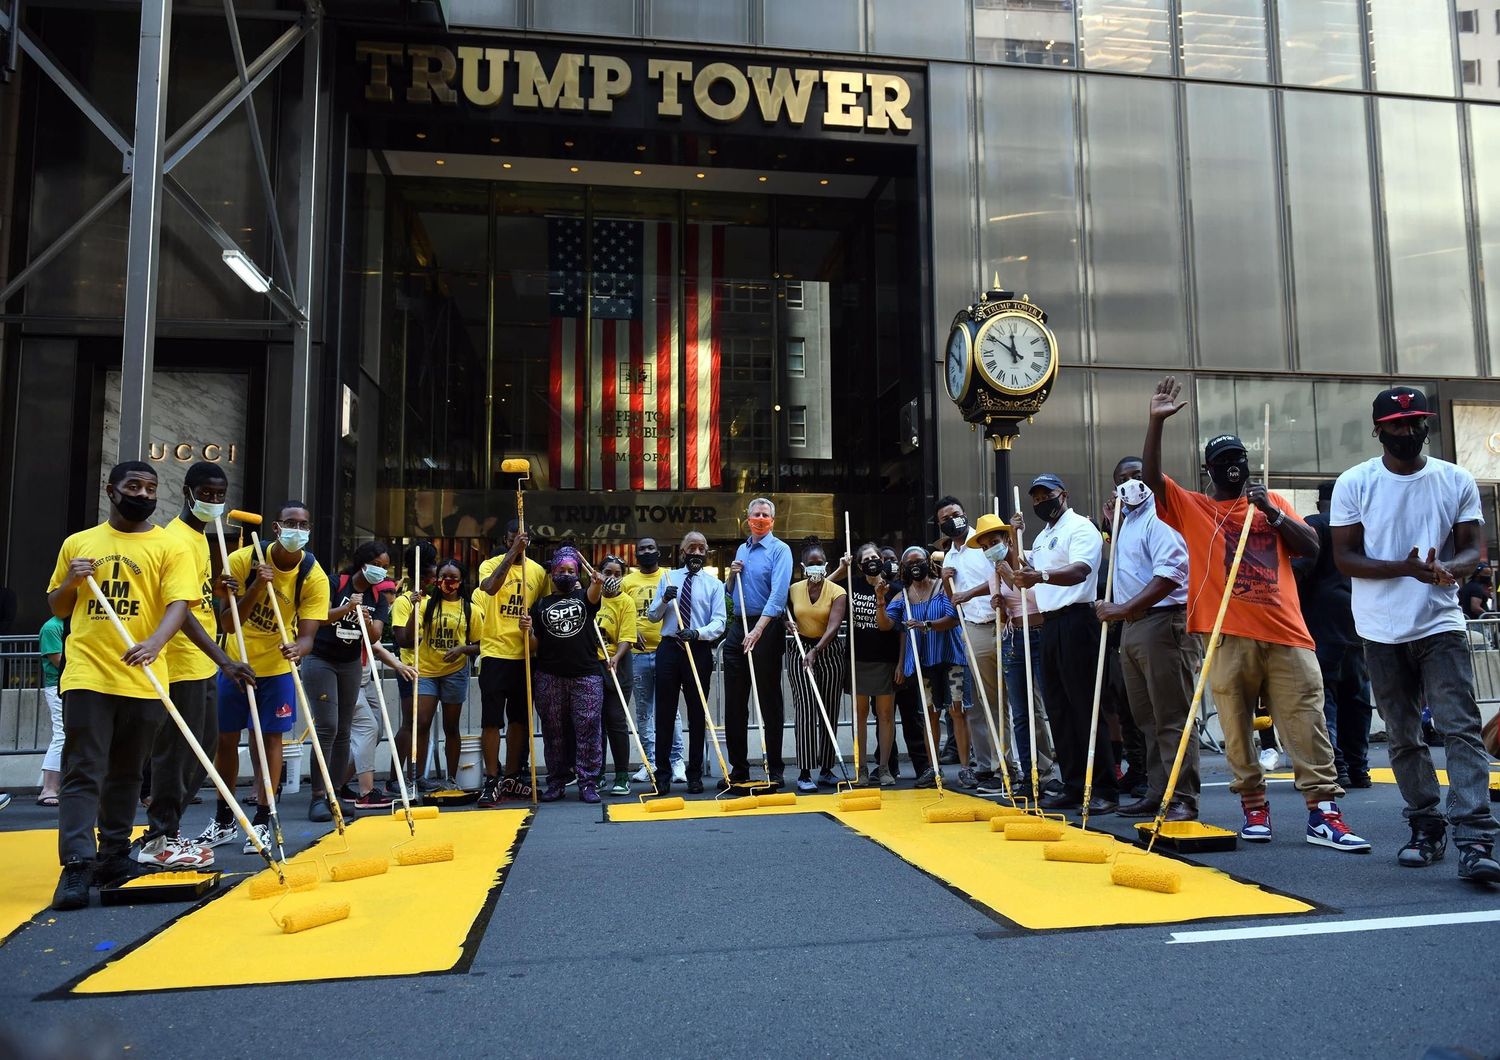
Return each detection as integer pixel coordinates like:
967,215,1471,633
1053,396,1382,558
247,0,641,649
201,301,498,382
992,496,1014,803
1013,486,1040,808
212,517,286,859
509,459,540,807
943,570,1008,801
673,579,734,784
899,586,945,797
353,595,417,835
1081,489,1124,831
734,575,774,785
844,511,861,783
411,547,421,786
788,623,850,783
83,576,278,873
1147,404,1268,852
591,617,656,791
250,532,346,835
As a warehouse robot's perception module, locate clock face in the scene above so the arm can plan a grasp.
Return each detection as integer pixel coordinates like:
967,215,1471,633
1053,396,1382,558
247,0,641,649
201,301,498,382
975,313,1055,395
945,325,972,401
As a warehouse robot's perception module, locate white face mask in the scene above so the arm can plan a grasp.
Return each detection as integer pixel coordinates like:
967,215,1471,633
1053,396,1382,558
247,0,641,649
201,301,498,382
362,564,387,584
804,563,827,583
189,490,226,523
278,527,309,552
983,541,1009,565
1117,478,1151,510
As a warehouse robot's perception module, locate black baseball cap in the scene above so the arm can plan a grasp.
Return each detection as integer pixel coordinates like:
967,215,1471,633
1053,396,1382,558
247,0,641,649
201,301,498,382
1373,386,1434,423
1203,434,1246,464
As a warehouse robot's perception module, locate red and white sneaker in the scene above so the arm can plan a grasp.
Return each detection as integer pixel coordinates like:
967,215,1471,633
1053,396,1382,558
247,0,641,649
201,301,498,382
131,834,214,869
1306,801,1371,853
1240,806,1272,843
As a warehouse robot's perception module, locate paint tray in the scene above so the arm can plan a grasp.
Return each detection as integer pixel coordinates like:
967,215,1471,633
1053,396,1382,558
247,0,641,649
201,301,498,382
423,788,478,808
100,870,220,905
1133,821,1238,853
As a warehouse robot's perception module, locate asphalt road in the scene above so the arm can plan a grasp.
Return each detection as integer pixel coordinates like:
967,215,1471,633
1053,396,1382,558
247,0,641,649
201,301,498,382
2,746,1498,1060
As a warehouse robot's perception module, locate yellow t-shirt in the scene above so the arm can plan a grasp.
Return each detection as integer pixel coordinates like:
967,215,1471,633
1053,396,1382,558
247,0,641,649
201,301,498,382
226,545,330,678
415,596,477,678
789,579,846,639
621,568,666,652
476,555,548,659
160,517,220,683
389,592,416,667
47,522,200,698
596,592,637,661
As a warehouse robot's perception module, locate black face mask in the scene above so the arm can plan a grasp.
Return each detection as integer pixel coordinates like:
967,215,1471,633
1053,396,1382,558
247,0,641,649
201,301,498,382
939,515,967,540
637,549,660,571
113,491,157,523
1032,496,1063,524
1207,458,1251,495
883,559,900,581
860,558,883,576
905,563,928,582
684,554,706,573
1379,426,1428,462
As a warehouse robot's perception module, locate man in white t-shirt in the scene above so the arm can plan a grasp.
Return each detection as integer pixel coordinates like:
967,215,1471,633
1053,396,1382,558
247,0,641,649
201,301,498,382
1013,473,1115,813
1330,385,1500,884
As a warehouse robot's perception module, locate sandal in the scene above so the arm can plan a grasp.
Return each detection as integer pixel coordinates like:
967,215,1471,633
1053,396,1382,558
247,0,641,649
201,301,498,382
36,795,59,807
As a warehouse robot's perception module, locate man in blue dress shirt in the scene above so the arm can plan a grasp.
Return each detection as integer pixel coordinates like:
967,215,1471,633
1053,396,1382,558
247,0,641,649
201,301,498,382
723,498,794,789
647,532,726,794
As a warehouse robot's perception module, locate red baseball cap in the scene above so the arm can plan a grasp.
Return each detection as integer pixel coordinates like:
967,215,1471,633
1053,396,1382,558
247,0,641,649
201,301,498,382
1372,387,1433,423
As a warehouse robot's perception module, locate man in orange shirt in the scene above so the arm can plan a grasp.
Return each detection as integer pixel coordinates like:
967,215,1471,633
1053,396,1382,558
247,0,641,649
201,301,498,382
1143,377,1368,853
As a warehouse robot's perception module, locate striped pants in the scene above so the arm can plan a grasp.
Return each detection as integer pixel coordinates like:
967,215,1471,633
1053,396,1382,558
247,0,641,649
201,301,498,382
788,639,847,773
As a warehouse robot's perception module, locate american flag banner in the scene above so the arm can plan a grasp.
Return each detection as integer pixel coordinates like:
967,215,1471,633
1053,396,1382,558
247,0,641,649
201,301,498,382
547,217,723,491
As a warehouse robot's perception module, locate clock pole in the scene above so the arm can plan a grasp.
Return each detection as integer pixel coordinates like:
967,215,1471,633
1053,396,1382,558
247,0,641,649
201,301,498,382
986,419,1019,516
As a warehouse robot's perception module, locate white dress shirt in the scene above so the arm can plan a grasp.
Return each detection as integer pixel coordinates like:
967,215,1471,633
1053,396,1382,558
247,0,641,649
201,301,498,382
1111,494,1189,609
1028,507,1102,612
945,537,998,624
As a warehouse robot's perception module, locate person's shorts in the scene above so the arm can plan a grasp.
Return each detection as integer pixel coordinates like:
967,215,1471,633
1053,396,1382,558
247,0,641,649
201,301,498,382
478,656,528,729
396,669,414,701
418,664,471,704
851,659,896,697
217,671,297,734
918,664,964,713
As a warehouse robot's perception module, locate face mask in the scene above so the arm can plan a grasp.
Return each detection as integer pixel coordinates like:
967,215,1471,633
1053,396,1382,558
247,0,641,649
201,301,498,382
189,490,225,522
1117,479,1151,510
439,578,460,593
637,549,660,571
747,514,774,536
363,564,388,585
602,575,622,597
804,563,827,583
1032,496,1063,524
1379,426,1428,462
983,541,1009,565
939,515,967,540
860,557,883,576
1207,458,1250,495
113,491,157,523
684,554,706,573
883,559,900,581
905,562,928,582
553,572,579,593
278,527,309,552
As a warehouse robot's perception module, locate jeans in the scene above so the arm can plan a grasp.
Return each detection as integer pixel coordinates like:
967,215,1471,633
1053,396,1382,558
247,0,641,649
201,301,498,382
630,650,684,767
1316,640,1373,778
1364,632,1498,844
960,621,1002,774
1002,626,1055,781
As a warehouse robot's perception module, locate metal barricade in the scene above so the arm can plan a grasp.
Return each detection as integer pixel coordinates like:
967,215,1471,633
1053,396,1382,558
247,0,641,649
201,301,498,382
0,634,51,755
1466,616,1500,706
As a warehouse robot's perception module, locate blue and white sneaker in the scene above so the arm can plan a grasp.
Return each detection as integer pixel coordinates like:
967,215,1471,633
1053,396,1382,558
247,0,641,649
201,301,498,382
1306,801,1370,853
1240,805,1272,842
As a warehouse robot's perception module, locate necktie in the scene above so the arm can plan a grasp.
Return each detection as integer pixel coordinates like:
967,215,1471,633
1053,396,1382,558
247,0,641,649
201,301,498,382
678,571,694,635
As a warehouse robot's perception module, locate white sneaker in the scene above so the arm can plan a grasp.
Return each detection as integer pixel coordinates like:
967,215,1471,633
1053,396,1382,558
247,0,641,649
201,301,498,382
194,819,238,849
242,823,271,856
132,834,212,869
630,765,651,783
172,834,215,868
1258,747,1282,772
671,762,687,784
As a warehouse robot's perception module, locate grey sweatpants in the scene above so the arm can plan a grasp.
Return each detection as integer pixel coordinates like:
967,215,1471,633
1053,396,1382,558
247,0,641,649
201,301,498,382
302,655,363,797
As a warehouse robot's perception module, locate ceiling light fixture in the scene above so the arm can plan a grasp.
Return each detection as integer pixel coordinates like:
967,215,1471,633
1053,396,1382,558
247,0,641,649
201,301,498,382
569,165,580,173
435,158,445,166
502,162,513,169
758,175,768,182
221,249,270,293
632,169,643,175
564,139,575,147
416,132,427,140
489,136,500,143
819,178,829,185
695,172,706,179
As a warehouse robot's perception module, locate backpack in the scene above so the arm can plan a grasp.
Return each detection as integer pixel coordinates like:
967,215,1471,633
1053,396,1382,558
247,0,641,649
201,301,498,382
246,552,318,609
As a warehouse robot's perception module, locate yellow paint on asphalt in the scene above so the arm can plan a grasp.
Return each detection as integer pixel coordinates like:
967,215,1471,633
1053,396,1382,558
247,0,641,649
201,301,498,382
1,827,144,947
614,789,1312,930
73,811,527,994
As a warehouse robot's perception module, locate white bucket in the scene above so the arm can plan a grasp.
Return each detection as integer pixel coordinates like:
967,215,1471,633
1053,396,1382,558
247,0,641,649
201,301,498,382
456,735,483,791
282,742,303,795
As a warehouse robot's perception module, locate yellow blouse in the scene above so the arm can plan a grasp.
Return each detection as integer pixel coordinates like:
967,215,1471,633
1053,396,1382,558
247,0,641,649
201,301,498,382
789,579,845,639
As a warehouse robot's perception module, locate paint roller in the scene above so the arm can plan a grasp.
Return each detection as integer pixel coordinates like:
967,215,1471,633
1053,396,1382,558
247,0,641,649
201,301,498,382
1253,715,1273,731
81,575,352,927
1012,486,1042,808
249,531,346,837
1080,486,1125,831
787,622,855,794
733,574,777,792
247,863,320,900
211,516,287,862
720,796,760,813
1001,820,1066,841
228,509,261,551
897,578,957,823
1143,404,1268,856
755,792,797,807
837,796,882,813
501,457,540,806
1043,841,1110,864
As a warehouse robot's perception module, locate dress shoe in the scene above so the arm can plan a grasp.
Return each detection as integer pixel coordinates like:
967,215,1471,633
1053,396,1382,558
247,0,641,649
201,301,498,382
1085,796,1118,816
1040,791,1080,811
1117,797,1157,818
687,779,704,794
1164,802,1196,822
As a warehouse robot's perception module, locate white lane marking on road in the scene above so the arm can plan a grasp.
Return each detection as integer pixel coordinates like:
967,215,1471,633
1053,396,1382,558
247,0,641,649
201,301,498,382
1167,909,1500,944
1200,779,1295,788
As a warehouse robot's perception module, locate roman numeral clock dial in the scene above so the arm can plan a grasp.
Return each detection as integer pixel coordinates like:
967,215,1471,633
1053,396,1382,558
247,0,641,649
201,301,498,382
974,312,1056,396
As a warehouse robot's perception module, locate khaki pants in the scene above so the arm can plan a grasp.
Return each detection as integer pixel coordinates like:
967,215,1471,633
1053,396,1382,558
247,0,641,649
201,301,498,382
1120,607,1201,811
1210,634,1341,802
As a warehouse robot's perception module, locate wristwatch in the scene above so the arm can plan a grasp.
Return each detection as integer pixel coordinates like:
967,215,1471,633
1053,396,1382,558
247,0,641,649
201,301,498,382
1040,570,1051,583
1267,509,1286,528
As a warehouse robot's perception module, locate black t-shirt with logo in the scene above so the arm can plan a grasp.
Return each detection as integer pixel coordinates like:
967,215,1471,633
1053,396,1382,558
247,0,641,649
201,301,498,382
848,577,899,663
312,575,390,664
530,589,602,678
